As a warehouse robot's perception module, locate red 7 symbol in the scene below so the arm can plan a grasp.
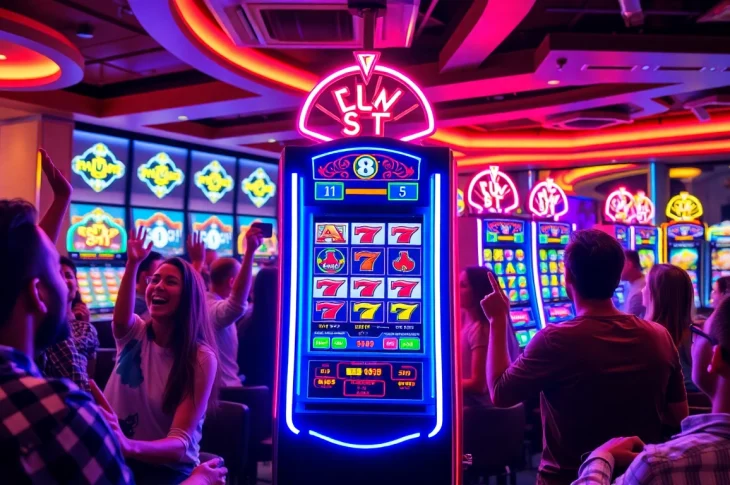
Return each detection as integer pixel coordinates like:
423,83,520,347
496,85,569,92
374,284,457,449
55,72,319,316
354,226,382,243
390,279,419,298
316,279,346,297
315,301,345,320
353,279,382,297
391,226,419,244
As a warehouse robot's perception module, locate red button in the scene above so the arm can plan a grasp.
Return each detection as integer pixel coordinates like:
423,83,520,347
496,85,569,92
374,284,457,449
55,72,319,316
383,338,398,349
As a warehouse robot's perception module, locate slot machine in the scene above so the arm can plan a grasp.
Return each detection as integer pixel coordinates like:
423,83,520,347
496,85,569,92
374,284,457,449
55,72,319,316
238,215,279,273
466,167,540,347
631,225,660,274
706,221,730,308
274,53,460,485
662,192,706,309
528,179,576,326
66,203,128,322
131,208,185,257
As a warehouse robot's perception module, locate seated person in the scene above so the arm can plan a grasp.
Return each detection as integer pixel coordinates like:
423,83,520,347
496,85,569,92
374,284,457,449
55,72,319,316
133,251,164,320
643,264,699,393
621,250,646,317
711,275,730,307
574,296,730,484
459,266,520,407
484,229,688,485
189,228,263,388
104,227,219,484
37,256,99,391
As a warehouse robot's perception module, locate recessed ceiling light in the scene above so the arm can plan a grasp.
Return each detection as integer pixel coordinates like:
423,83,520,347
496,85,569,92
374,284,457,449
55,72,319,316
669,167,701,179
0,55,6,61
267,138,276,143
547,80,560,85
76,23,94,39
177,115,188,121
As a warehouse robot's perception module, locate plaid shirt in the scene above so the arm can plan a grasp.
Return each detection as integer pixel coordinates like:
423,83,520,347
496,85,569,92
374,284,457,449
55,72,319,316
0,345,132,484
574,413,730,484
37,319,99,392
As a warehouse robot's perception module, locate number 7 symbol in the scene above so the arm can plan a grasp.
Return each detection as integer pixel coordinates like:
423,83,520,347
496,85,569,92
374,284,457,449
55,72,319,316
354,251,381,272
353,302,382,320
389,303,419,321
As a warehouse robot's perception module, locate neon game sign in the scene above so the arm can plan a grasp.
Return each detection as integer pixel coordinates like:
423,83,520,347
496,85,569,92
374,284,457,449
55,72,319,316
72,143,126,192
298,52,435,143
194,160,234,203
666,191,704,222
467,166,520,215
604,188,656,225
67,207,127,255
528,178,569,221
242,167,276,208
137,152,185,198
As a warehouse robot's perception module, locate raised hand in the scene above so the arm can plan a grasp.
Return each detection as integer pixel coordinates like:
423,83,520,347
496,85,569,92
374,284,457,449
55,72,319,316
594,436,645,468
127,227,153,265
189,458,228,485
480,272,510,323
187,232,206,268
244,226,264,258
39,148,72,199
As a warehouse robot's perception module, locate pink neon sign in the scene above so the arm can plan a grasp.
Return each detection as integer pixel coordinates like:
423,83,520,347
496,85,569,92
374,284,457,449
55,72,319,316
466,166,520,215
298,52,435,143
528,178,569,221
604,187,655,225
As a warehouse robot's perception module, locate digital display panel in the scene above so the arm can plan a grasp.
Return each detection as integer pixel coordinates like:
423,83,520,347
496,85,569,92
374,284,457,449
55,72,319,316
132,208,185,256
481,219,538,347
66,203,127,261
708,223,730,307
633,226,659,275
70,131,129,204
190,151,236,213
131,141,187,209
666,223,704,308
237,215,278,261
533,222,575,325
190,212,234,256
307,361,423,400
76,265,125,314
615,226,629,249
310,219,424,353
238,159,278,217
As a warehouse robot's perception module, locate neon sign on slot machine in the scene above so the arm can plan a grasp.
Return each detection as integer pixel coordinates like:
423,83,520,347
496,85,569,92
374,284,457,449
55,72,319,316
465,166,540,347
275,53,459,485
662,191,707,308
528,178,576,326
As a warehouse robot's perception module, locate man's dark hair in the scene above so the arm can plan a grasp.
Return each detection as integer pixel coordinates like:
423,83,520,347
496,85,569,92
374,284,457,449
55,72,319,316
136,251,164,283
624,250,642,270
60,255,77,275
0,199,43,326
565,229,625,300
718,276,730,296
210,257,240,287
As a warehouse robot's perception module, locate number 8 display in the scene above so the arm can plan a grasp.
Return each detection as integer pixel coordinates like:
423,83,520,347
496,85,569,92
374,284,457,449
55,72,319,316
354,155,378,180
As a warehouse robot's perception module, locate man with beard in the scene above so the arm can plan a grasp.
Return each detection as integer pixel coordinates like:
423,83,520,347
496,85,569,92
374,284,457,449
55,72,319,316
0,197,134,483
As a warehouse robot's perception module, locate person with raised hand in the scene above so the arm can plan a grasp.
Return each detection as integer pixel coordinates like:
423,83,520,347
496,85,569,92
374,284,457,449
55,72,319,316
104,227,220,483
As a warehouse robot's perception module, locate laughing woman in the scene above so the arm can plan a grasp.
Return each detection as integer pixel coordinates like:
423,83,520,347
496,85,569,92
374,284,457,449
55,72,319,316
103,228,219,484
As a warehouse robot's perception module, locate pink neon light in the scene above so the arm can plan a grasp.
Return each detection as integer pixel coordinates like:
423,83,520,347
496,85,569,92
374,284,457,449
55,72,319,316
528,178,569,221
633,191,655,225
604,187,635,223
466,165,520,214
355,51,379,84
297,56,435,143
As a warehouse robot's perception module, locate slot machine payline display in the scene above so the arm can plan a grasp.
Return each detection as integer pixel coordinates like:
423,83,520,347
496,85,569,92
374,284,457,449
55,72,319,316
274,52,459,485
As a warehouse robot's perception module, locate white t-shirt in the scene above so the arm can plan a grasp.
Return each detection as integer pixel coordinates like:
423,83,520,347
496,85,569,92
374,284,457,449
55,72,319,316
104,315,214,474
206,292,246,388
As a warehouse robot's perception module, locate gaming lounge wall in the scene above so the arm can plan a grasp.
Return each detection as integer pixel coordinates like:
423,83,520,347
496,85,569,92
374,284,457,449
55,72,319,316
67,126,278,321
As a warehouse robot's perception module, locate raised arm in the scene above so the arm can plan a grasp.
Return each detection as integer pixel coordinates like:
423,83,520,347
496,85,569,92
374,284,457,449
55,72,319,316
37,148,72,243
227,227,263,310
113,227,152,340
187,232,206,273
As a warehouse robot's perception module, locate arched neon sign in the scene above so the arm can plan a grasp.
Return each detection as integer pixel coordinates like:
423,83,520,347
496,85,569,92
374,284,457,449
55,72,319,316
298,52,435,143
467,166,520,215
666,191,703,222
632,191,655,225
529,178,569,221
605,187,634,223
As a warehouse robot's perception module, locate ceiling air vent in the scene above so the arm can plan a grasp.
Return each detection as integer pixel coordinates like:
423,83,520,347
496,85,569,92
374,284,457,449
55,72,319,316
203,0,420,49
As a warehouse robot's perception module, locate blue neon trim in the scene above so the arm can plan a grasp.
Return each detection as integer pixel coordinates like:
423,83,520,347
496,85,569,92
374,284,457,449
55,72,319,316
649,163,657,223
428,173,444,438
296,177,306,396
285,173,300,435
311,146,421,179
309,430,421,449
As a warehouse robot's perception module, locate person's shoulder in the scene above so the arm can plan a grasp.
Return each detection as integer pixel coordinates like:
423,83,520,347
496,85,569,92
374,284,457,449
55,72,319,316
196,343,218,367
635,432,730,475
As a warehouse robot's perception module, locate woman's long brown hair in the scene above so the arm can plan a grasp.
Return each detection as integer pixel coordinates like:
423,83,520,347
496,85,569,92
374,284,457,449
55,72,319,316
159,257,219,415
646,264,695,346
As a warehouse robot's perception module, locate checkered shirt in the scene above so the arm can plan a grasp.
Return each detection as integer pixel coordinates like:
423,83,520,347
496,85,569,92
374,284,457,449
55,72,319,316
0,345,132,484
37,319,99,392
574,413,730,485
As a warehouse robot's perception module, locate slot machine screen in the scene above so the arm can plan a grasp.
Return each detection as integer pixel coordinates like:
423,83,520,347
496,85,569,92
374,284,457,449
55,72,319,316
638,249,656,272
132,208,185,256
480,219,538,346
633,226,659,275
237,215,278,262
708,223,730,307
67,203,127,260
670,246,700,307
190,212,234,257
76,265,125,314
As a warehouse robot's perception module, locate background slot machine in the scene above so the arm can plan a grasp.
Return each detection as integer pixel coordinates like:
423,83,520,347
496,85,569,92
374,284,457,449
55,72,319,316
66,203,128,322
479,219,539,346
131,208,185,257
276,138,458,485
531,222,574,325
237,215,279,273
662,191,706,309
706,221,730,307
595,224,630,308
631,226,660,274
190,212,235,257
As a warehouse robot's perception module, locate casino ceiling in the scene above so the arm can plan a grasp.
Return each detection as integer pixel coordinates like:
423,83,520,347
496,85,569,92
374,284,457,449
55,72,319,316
3,0,730,169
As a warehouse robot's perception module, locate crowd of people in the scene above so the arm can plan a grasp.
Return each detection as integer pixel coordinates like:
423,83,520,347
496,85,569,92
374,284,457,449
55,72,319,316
2,149,730,485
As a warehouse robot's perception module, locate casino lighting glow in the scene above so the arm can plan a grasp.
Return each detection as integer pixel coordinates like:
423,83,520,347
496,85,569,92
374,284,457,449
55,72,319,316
309,431,421,449
429,173,444,439
528,178,569,221
665,191,704,222
530,221,548,329
466,166,520,215
604,187,635,223
632,191,655,225
669,167,702,179
285,172,300,435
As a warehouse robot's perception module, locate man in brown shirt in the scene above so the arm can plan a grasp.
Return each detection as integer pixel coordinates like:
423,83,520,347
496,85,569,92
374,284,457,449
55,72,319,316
482,229,688,485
